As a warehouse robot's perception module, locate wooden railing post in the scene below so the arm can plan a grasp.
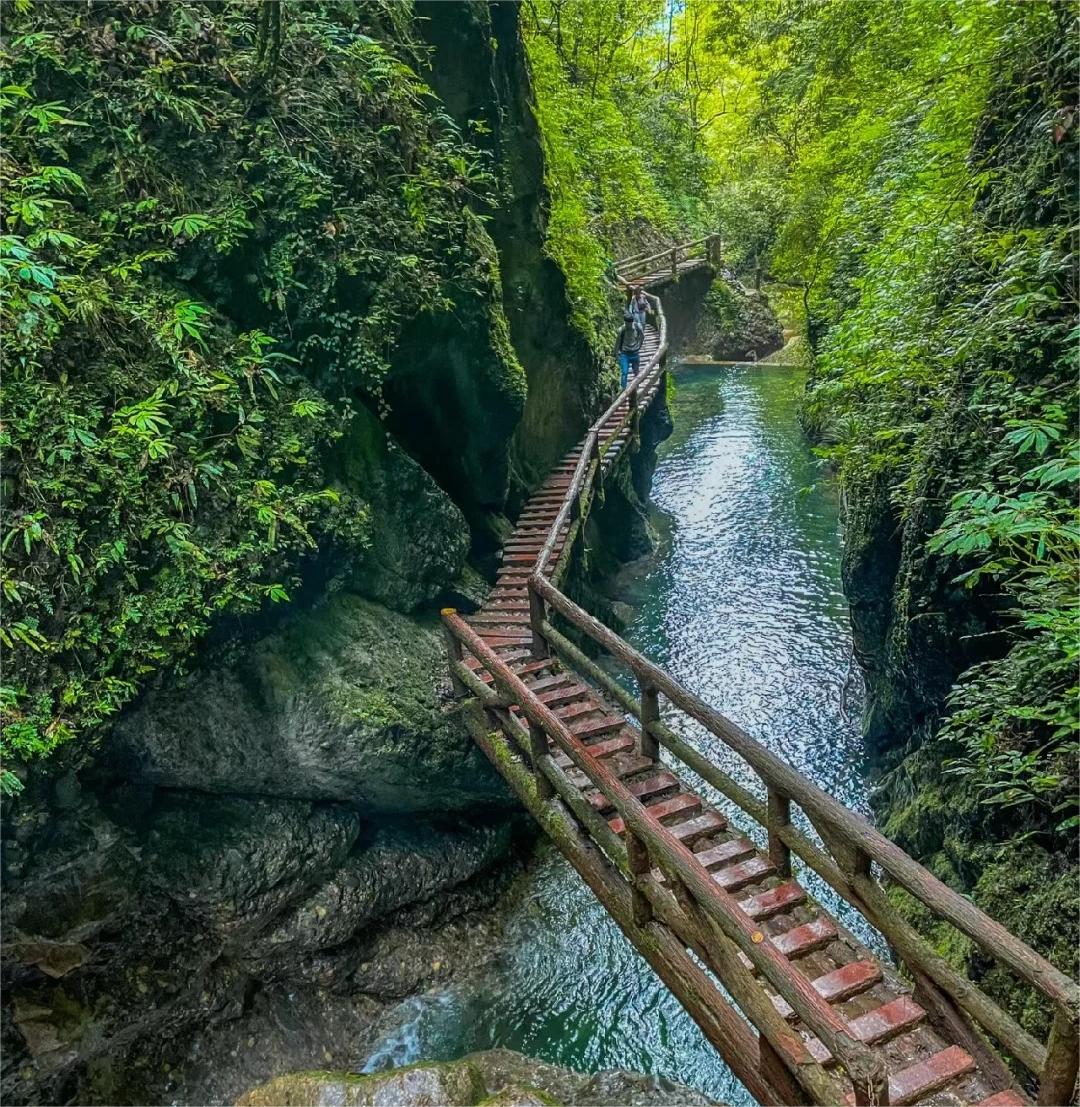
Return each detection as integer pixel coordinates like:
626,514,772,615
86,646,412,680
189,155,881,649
1038,1007,1079,1106
640,682,660,760
629,382,641,444
627,831,653,926
441,609,467,697
670,246,678,278
527,579,548,660
528,719,555,801
707,233,724,269
767,788,792,879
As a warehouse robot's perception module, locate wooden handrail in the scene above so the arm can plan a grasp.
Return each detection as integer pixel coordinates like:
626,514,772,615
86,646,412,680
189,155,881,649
615,237,710,278
536,615,1050,1077
444,245,1078,1105
534,290,667,581
531,574,1078,1016
443,611,869,1105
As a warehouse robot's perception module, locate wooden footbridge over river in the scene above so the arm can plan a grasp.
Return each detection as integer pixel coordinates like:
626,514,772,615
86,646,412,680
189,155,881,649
441,241,1079,1107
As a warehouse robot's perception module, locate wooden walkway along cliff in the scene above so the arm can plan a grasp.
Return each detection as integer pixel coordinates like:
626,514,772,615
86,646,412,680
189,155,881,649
441,241,1080,1107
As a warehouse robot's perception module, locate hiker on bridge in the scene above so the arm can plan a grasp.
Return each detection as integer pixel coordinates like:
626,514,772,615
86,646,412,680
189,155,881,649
628,284,650,330
615,308,645,389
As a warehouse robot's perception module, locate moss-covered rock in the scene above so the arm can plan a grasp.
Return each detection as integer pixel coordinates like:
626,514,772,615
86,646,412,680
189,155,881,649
331,404,469,613
235,1049,720,1107
236,1060,487,1107
697,279,783,361
109,593,509,811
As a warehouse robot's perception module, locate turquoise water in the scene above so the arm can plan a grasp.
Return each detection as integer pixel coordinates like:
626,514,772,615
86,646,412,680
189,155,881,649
362,363,875,1103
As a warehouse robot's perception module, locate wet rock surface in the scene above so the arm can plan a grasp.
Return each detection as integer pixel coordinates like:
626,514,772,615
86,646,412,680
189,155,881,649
236,1049,719,1107
2,780,531,1106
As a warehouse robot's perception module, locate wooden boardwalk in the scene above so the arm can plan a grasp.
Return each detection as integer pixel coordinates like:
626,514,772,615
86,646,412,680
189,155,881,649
442,244,1078,1107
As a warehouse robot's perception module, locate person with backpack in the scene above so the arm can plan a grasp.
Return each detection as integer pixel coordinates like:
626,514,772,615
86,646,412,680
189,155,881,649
615,309,645,389
628,285,650,330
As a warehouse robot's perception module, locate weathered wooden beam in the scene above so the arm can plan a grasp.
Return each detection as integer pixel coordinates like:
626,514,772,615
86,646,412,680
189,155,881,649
445,615,884,1100
458,698,782,1107
540,618,1056,1081
1038,1006,1079,1106
767,788,792,879
531,574,1079,1017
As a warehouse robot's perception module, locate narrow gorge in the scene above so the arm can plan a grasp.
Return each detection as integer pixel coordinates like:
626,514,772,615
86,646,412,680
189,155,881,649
2,2,1076,1106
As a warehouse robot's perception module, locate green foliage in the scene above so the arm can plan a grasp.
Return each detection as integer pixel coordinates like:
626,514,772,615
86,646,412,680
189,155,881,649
0,1,505,776
754,0,1080,841
521,0,728,355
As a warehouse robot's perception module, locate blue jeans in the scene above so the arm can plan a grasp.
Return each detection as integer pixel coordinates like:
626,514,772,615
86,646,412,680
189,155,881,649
619,351,640,389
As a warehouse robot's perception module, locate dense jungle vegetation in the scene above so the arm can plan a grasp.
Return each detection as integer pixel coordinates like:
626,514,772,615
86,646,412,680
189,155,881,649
523,0,1077,847
518,0,1078,1026
0,1,520,790
1,0,1075,1010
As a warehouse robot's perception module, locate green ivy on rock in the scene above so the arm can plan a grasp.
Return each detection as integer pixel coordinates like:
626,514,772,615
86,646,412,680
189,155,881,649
0,0,508,786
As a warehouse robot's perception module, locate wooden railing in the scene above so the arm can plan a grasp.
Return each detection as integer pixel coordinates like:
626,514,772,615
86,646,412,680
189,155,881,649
616,234,722,284
442,246,1079,1106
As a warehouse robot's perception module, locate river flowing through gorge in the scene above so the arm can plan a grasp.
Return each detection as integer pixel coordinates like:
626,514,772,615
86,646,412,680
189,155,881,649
361,362,879,1104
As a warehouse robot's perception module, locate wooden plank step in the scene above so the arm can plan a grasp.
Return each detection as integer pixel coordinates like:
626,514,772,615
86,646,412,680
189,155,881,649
668,810,727,843
511,659,558,679
642,791,702,823
535,683,592,707
566,754,652,789
468,647,529,667
738,881,807,920
693,837,756,871
589,772,677,812
713,856,777,892
812,960,882,1003
469,612,531,625
569,714,626,740
847,996,926,1045
555,700,604,723
771,916,837,959
843,1046,975,1107
582,732,636,759
525,672,577,692
976,1092,1028,1107
481,633,531,646
553,733,634,768
611,805,723,841
505,536,565,549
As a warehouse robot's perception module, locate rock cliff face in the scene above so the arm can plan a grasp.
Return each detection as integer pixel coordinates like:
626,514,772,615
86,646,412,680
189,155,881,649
648,267,783,362
0,6,594,1105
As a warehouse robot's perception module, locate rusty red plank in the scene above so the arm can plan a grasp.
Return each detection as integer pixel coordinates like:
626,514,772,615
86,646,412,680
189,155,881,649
712,855,777,892
589,772,677,812
693,837,757,871
975,1091,1028,1107
642,791,702,823
771,916,837,959
738,881,807,920
847,996,925,1045
812,960,882,1003
853,1045,975,1107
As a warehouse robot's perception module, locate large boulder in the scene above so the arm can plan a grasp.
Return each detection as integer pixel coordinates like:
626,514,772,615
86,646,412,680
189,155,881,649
109,594,510,812
331,404,469,613
236,1050,720,1107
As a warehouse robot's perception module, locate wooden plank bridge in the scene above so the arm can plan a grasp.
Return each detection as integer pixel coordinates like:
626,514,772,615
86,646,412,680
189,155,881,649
441,243,1079,1106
